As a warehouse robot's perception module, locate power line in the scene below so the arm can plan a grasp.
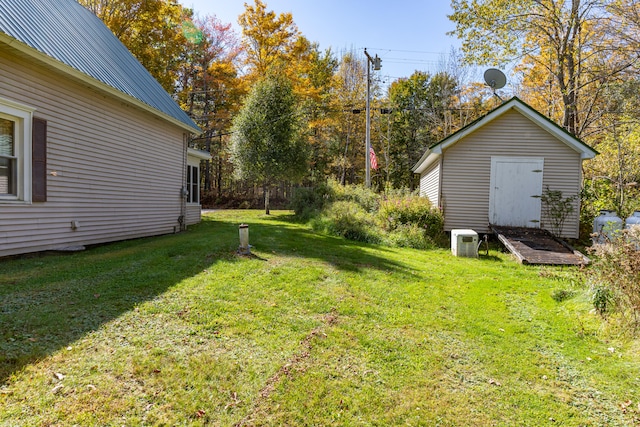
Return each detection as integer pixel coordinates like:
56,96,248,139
366,47,451,56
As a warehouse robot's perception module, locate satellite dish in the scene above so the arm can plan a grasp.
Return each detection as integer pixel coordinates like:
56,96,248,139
484,68,506,90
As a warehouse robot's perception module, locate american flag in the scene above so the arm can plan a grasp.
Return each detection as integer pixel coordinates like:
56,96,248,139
369,146,378,170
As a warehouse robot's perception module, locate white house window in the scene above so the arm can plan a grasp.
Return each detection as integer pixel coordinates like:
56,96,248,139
186,164,200,204
0,97,35,203
0,118,16,195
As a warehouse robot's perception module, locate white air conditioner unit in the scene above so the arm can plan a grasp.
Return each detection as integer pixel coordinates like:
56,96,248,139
451,229,478,258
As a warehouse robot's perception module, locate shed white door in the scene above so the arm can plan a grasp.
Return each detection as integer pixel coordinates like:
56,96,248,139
489,157,543,227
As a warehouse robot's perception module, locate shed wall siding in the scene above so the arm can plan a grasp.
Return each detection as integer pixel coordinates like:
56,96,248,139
419,160,440,207
0,49,187,257
441,110,582,238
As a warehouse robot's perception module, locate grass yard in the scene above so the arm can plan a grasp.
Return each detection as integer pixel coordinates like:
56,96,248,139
1,210,639,426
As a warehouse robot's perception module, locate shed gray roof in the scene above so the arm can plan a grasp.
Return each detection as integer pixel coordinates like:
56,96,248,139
0,0,200,133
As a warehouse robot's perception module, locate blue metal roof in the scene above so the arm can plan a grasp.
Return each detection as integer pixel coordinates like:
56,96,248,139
0,0,200,133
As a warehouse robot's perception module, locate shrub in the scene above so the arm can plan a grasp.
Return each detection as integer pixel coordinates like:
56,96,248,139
299,183,444,250
591,285,614,317
290,183,332,220
587,226,640,326
383,223,437,249
541,186,576,237
311,200,380,244
378,195,444,239
330,181,380,212
551,289,576,303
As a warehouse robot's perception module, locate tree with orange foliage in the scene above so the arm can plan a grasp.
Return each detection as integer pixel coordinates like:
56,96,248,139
79,0,190,93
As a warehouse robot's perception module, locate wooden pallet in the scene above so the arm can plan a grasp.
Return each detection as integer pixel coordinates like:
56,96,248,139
490,225,589,266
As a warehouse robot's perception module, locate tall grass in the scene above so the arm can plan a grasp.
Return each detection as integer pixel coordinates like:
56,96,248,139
588,226,640,328
294,180,444,248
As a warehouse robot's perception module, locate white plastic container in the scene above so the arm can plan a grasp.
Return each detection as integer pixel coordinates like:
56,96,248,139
593,210,623,243
451,229,478,258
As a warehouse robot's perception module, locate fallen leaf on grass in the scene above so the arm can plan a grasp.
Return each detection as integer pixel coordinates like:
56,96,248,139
53,372,65,381
51,384,64,395
620,400,633,413
195,409,206,418
488,378,502,386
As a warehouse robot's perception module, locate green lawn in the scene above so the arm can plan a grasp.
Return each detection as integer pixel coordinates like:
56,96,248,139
1,210,639,426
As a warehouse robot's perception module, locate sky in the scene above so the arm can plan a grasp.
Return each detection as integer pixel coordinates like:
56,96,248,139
182,0,463,84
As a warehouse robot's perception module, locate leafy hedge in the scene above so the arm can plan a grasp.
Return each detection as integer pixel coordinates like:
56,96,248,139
293,181,444,249
311,200,381,243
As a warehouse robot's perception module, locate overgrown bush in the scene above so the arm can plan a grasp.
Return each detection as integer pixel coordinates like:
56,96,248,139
587,226,640,327
330,181,380,212
378,195,444,239
383,223,437,249
290,182,332,220
298,182,445,249
311,200,380,244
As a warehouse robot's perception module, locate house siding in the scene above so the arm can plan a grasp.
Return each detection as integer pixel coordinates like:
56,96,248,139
440,110,582,238
419,160,440,208
186,204,202,226
0,48,188,257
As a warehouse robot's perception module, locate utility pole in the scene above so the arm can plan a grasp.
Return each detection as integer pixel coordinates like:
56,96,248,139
364,48,381,188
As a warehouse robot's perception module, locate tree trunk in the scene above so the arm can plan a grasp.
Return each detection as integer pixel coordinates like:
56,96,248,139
264,185,270,215
216,135,223,198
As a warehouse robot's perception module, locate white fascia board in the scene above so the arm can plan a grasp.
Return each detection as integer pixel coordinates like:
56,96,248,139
412,150,440,174
188,147,212,160
510,103,597,159
437,102,516,153
436,99,597,160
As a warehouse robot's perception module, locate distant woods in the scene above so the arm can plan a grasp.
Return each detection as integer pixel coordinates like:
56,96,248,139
80,0,639,216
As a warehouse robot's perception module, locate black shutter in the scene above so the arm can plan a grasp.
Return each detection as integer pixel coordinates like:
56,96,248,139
32,117,47,202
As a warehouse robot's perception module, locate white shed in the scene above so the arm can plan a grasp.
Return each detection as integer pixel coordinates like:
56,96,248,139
412,97,597,239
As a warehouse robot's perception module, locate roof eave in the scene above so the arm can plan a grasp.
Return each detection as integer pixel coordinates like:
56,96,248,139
188,147,212,160
412,149,440,174
0,33,201,135
510,101,597,159
427,97,597,160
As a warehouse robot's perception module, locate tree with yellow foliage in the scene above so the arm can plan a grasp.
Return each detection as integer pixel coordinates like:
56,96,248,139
449,0,636,138
78,0,190,93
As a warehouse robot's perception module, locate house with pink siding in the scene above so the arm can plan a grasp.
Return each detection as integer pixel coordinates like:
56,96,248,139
412,97,597,239
0,0,206,257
